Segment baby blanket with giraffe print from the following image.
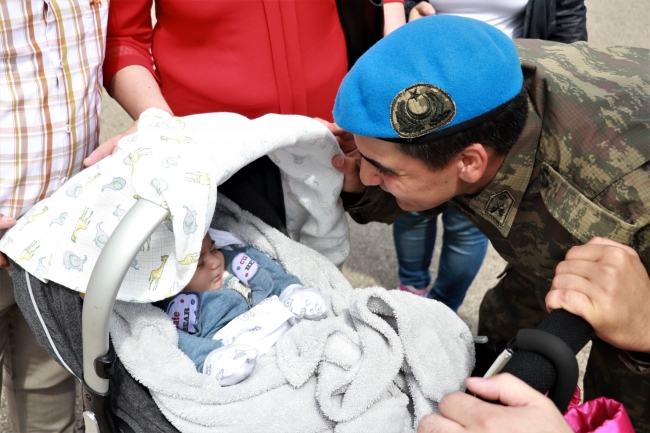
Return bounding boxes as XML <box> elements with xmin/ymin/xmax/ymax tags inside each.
<box><xmin>0</xmin><ymin>109</ymin><xmax>349</xmax><ymax>302</ymax></box>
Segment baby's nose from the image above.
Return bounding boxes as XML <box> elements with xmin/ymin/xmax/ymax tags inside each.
<box><xmin>208</xmin><ymin>256</ymin><xmax>220</xmax><ymax>270</ymax></box>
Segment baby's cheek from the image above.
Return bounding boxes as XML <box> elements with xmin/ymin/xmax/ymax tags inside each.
<box><xmin>214</xmin><ymin>276</ymin><xmax>224</xmax><ymax>291</ymax></box>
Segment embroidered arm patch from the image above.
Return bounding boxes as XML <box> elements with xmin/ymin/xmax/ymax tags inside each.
<box><xmin>232</xmin><ymin>252</ymin><xmax>259</xmax><ymax>286</ymax></box>
<box><xmin>165</xmin><ymin>293</ymin><xmax>200</xmax><ymax>334</ymax></box>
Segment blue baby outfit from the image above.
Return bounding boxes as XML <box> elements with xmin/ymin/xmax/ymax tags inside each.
<box><xmin>156</xmin><ymin>245</ymin><xmax>301</xmax><ymax>372</ymax></box>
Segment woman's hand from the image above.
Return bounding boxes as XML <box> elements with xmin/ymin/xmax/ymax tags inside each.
<box><xmin>84</xmin><ymin>120</ymin><xmax>138</xmax><ymax>166</ymax></box>
<box><xmin>85</xmin><ymin>65</ymin><xmax>174</xmax><ymax>167</ymax></box>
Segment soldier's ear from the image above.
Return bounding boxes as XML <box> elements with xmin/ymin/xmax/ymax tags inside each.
<box><xmin>457</xmin><ymin>143</ymin><xmax>488</xmax><ymax>184</ymax></box>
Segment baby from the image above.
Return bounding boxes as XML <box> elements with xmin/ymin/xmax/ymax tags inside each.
<box><xmin>157</xmin><ymin>230</ymin><xmax>328</xmax><ymax>385</ymax></box>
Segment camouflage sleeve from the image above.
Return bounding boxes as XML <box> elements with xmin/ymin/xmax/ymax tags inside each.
<box><xmin>343</xmin><ymin>185</ymin><xmax>445</xmax><ymax>225</ymax></box>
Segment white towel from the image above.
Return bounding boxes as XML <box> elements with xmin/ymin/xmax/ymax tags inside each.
<box><xmin>109</xmin><ymin>197</ymin><xmax>475</xmax><ymax>433</ymax></box>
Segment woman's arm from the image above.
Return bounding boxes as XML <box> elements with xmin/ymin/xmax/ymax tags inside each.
<box><xmin>103</xmin><ymin>0</ymin><xmax>157</xmax><ymax>89</ymax></box>
<box><xmin>108</xmin><ymin>65</ymin><xmax>173</xmax><ymax>120</ymax></box>
<box><xmin>84</xmin><ymin>65</ymin><xmax>172</xmax><ymax>166</ymax></box>
<box><xmin>105</xmin><ymin>0</ymin><xmax>173</xmax><ymax>118</ymax></box>
<box><xmin>383</xmin><ymin>1</ymin><xmax>407</xmax><ymax>36</ymax></box>
<box><xmin>85</xmin><ymin>0</ymin><xmax>172</xmax><ymax>166</ymax></box>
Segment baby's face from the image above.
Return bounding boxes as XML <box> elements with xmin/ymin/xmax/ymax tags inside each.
<box><xmin>184</xmin><ymin>235</ymin><xmax>225</xmax><ymax>292</ymax></box>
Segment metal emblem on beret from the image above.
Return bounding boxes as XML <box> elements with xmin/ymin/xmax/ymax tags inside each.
<box><xmin>390</xmin><ymin>83</ymin><xmax>456</xmax><ymax>139</ymax></box>
<box><xmin>484</xmin><ymin>190</ymin><xmax>514</xmax><ymax>227</ymax></box>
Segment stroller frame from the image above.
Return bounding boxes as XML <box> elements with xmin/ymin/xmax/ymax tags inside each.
<box><xmin>81</xmin><ymin>199</ymin><xmax>168</xmax><ymax>433</ymax></box>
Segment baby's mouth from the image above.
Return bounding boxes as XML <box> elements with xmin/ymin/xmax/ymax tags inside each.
<box><xmin>212</xmin><ymin>272</ymin><xmax>223</xmax><ymax>290</ymax></box>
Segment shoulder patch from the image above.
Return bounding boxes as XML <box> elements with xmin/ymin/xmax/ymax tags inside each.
<box><xmin>166</xmin><ymin>293</ymin><xmax>200</xmax><ymax>334</ymax></box>
<box><xmin>390</xmin><ymin>83</ymin><xmax>456</xmax><ymax>138</ymax></box>
<box><xmin>484</xmin><ymin>190</ymin><xmax>514</xmax><ymax>227</ymax></box>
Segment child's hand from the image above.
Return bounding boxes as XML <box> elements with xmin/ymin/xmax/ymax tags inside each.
<box><xmin>280</xmin><ymin>285</ymin><xmax>329</xmax><ymax>323</ymax></box>
<box><xmin>409</xmin><ymin>1</ymin><xmax>436</xmax><ymax>22</ymax></box>
<box><xmin>204</xmin><ymin>344</ymin><xmax>258</xmax><ymax>386</ymax></box>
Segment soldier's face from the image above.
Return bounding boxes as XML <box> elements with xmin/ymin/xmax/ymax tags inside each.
<box><xmin>354</xmin><ymin>135</ymin><xmax>463</xmax><ymax>212</ymax></box>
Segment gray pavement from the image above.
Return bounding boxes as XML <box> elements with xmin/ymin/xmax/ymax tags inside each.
<box><xmin>2</xmin><ymin>0</ymin><xmax>648</xmax><ymax>430</ymax></box>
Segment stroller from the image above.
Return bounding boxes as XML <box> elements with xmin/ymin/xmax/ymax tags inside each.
<box><xmin>5</xmin><ymin>112</ymin><xmax>590</xmax><ymax>432</ymax></box>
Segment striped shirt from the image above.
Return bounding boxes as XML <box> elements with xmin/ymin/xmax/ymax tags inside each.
<box><xmin>0</xmin><ymin>0</ymin><xmax>108</xmax><ymax>231</ymax></box>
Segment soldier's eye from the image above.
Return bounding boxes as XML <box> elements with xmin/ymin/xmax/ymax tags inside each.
<box><xmin>376</xmin><ymin>166</ymin><xmax>391</xmax><ymax>175</ymax></box>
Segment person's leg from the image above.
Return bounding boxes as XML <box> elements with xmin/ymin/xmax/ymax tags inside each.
<box><xmin>427</xmin><ymin>208</ymin><xmax>488</xmax><ymax>311</ymax></box>
<box><xmin>2</xmin><ymin>269</ymin><xmax>77</xmax><ymax>433</ymax></box>
<box><xmin>0</xmin><ymin>268</ymin><xmax>14</xmax><ymax>393</ymax></box>
<box><xmin>392</xmin><ymin>212</ymin><xmax>437</xmax><ymax>293</ymax></box>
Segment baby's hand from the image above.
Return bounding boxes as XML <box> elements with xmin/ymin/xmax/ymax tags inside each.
<box><xmin>204</xmin><ymin>344</ymin><xmax>259</xmax><ymax>386</ymax></box>
<box><xmin>279</xmin><ymin>285</ymin><xmax>329</xmax><ymax>323</ymax></box>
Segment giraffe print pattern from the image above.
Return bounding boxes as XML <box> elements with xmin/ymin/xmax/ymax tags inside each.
<box><xmin>0</xmin><ymin>108</ymin><xmax>349</xmax><ymax>303</ymax></box>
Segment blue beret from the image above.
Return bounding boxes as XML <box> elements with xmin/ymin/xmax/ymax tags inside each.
<box><xmin>333</xmin><ymin>15</ymin><xmax>523</xmax><ymax>142</ymax></box>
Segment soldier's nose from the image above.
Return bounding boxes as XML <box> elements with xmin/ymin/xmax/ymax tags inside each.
<box><xmin>359</xmin><ymin>160</ymin><xmax>382</xmax><ymax>186</ymax></box>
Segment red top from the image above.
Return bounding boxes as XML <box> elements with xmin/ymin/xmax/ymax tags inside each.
<box><xmin>104</xmin><ymin>0</ymin><xmax>366</xmax><ymax>121</ymax></box>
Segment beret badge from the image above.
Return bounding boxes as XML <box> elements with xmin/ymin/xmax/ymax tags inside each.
<box><xmin>390</xmin><ymin>83</ymin><xmax>456</xmax><ymax>139</ymax></box>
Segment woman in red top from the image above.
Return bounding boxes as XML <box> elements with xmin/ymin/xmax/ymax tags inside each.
<box><xmin>103</xmin><ymin>1</ymin><xmax>347</xmax><ymax>121</ymax></box>
<box><xmin>87</xmin><ymin>0</ymin><xmax>405</xmax><ymax>161</ymax></box>
<box><xmin>84</xmin><ymin>0</ymin><xmax>404</xmax><ymax>233</ymax></box>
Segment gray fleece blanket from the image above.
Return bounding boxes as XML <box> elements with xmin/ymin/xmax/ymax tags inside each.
<box><xmin>110</xmin><ymin>197</ymin><xmax>474</xmax><ymax>433</ymax></box>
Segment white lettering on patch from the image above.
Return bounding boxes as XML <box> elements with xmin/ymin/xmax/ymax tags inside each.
<box><xmin>232</xmin><ymin>252</ymin><xmax>259</xmax><ymax>286</ymax></box>
<box><xmin>165</xmin><ymin>293</ymin><xmax>200</xmax><ymax>333</ymax></box>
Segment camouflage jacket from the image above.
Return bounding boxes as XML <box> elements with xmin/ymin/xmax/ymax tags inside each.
<box><xmin>346</xmin><ymin>40</ymin><xmax>650</xmax><ymax>323</ymax></box>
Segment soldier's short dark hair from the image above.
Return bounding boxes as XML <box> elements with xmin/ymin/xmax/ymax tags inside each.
<box><xmin>394</xmin><ymin>88</ymin><xmax>529</xmax><ymax>171</ymax></box>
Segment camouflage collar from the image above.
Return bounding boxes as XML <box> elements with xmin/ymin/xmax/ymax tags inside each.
<box><xmin>458</xmin><ymin>99</ymin><xmax>542</xmax><ymax>237</ymax></box>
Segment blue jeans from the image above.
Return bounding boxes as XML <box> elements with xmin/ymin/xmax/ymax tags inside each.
<box><xmin>392</xmin><ymin>208</ymin><xmax>488</xmax><ymax>312</ymax></box>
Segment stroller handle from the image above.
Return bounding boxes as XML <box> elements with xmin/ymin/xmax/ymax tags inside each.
<box><xmin>82</xmin><ymin>199</ymin><xmax>169</xmax><ymax>394</ymax></box>
<box><xmin>502</xmin><ymin>309</ymin><xmax>593</xmax><ymax>412</ymax></box>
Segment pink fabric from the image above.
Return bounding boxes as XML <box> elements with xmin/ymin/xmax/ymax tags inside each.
<box><xmin>563</xmin><ymin>387</ymin><xmax>634</xmax><ymax>433</ymax></box>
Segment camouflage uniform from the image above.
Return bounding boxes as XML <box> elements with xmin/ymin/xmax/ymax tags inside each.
<box><xmin>345</xmin><ymin>40</ymin><xmax>650</xmax><ymax>430</ymax></box>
